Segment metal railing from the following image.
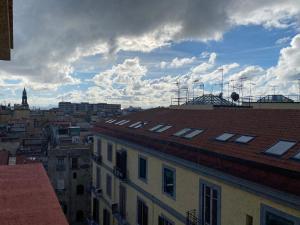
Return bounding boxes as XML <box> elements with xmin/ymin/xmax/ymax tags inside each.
<box><xmin>92</xmin><ymin>154</ymin><xmax>102</xmax><ymax>165</ymax></box>
<box><xmin>186</xmin><ymin>209</ymin><xmax>200</xmax><ymax>225</ymax></box>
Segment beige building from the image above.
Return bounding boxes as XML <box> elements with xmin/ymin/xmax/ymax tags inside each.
<box><xmin>90</xmin><ymin>107</ymin><xmax>300</xmax><ymax>225</ymax></box>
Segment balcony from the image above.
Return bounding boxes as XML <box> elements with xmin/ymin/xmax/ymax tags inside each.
<box><xmin>56</xmin><ymin>164</ymin><xmax>65</xmax><ymax>171</ymax></box>
<box><xmin>86</xmin><ymin>218</ymin><xmax>99</xmax><ymax>225</ymax></box>
<box><xmin>90</xmin><ymin>185</ymin><xmax>102</xmax><ymax>198</ymax></box>
<box><xmin>186</xmin><ymin>209</ymin><xmax>199</xmax><ymax>225</ymax></box>
<box><xmin>113</xmin><ymin>167</ymin><xmax>128</xmax><ymax>181</ymax></box>
<box><xmin>92</xmin><ymin>154</ymin><xmax>102</xmax><ymax>165</ymax></box>
<box><xmin>112</xmin><ymin>203</ymin><xmax>128</xmax><ymax>225</ymax></box>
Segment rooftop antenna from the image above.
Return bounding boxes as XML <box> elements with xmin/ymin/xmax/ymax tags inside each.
<box><xmin>298</xmin><ymin>79</ymin><xmax>300</xmax><ymax>102</ymax></box>
<box><xmin>175</xmin><ymin>80</ymin><xmax>180</xmax><ymax>106</ymax></box>
<box><xmin>249</xmin><ymin>82</ymin><xmax>255</xmax><ymax>102</ymax></box>
<box><xmin>192</xmin><ymin>79</ymin><xmax>199</xmax><ymax>101</ymax></box>
<box><xmin>218</xmin><ymin>67</ymin><xmax>224</xmax><ymax>95</ymax></box>
<box><xmin>239</xmin><ymin>77</ymin><xmax>248</xmax><ymax>101</ymax></box>
<box><xmin>270</xmin><ymin>85</ymin><xmax>277</xmax><ymax>96</ymax></box>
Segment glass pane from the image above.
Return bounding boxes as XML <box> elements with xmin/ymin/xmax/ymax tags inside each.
<box><xmin>215</xmin><ymin>133</ymin><xmax>235</xmax><ymax>141</ymax></box>
<box><xmin>235</xmin><ymin>135</ymin><xmax>255</xmax><ymax>143</ymax></box>
<box><xmin>266</xmin><ymin>212</ymin><xmax>294</xmax><ymax>225</ymax></box>
<box><xmin>173</xmin><ymin>128</ymin><xmax>191</xmax><ymax>137</ymax></box>
<box><xmin>293</xmin><ymin>151</ymin><xmax>300</xmax><ymax>160</ymax></box>
<box><xmin>265</xmin><ymin>141</ymin><xmax>296</xmax><ymax>156</ymax></box>
<box><xmin>184</xmin><ymin>129</ymin><xmax>203</xmax><ymax>139</ymax></box>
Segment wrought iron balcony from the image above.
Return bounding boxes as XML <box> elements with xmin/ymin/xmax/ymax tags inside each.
<box><xmin>90</xmin><ymin>185</ymin><xmax>102</xmax><ymax>198</ymax></box>
<box><xmin>112</xmin><ymin>203</ymin><xmax>128</xmax><ymax>225</ymax></box>
<box><xmin>56</xmin><ymin>164</ymin><xmax>65</xmax><ymax>171</ymax></box>
<box><xmin>86</xmin><ymin>218</ymin><xmax>99</xmax><ymax>225</ymax></box>
<box><xmin>186</xmin><ymin>209</ymin><xmax>199</xmax><ymax>225</ymax></box>
<box><xmin>92</xmin><ymin>154</ymin><xmax>102</xmax><ymax>165</ymax></box>
<box><xmin>113</xmin><ymin>167</ymin><xmax>128</xmax><ymax>181</ymax></box>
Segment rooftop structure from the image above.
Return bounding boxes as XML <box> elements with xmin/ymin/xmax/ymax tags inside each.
<box><xmin>186</xmin><ymin>94</ymin><xmax>233</xmax><ymax>106</ymax></box>
<box><xmin>0</xmin><ymin>163</ymin><xmax>69</xmax><ymax>225</ymax></box>
<box><xmin>95</xmin><ymin>108</ymin><xmax>300</xmax><ymax>197</ymax></box>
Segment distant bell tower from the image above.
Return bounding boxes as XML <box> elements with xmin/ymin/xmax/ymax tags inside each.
<box><xmin>21</xmin><ymin>87</ymin><xmax>29</xmax><ymax>109</ymax></box>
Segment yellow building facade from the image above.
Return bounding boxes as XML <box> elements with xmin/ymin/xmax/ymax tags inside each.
<box><xmin>90</xmin><ymin>134</ymin><xmax>300</xmax><ymax>225</ymax></box>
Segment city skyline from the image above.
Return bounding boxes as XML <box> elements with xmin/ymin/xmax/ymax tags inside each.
<box><xmin>0</xmin><ymin>1</ymin><xmax>299</xmax><ymax>108</ymax></box>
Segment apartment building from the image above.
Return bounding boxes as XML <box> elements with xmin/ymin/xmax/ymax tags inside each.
<box><xmin>47</xmin><ymin>142</ymin><xmax>92</xmax><ymax>225</ymax></box>
<box><xmin>90</xmin><ymin>107</ymin><xmax>300</xmax><ymax>225</ymax></box>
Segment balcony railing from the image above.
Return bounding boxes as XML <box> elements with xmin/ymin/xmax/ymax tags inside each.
<box><xmin>113</xmin><ymin>167</ymin><xmax>128</xmax><ymax>181</ymax></box>
<box><xmin>90</xmin><ymin>185</ymin><xmax>102</xmax><ymax>198</ymax></box>
<box><xmin>92</xmin><ymin>154</ymin><xmax>102</xmax><ymax>165</ymax></box>
<box><xmin>56</xmin><ymin>164</ymin><xmax>65</xmax><ymax>171</ymax></box>
<box><xmin>186</xmin><ymin>209</ymin><xmax>199</xmax><ymax>225</ymax></box>
<box><xmin>112</xmin><ymin>203</ymin><xmax>128</xmax><ymax>225</ymax></box>
<box><xmin>86</xmin><ymin>218</ymin><xmax>99</xmax><ymax>225</ymax></box>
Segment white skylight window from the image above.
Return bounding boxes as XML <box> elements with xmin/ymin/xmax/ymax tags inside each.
<box><xmin>173</xmin><ymin>128</ymin><xmax>192</xmax><ymax>137</ymax></box>
<box><xmin>184</xmin><ymin>129</ymin><xmax>204</xmax><ymax>139</ymax></box>
<box><xmin>149</xmin><ymin>124</ymin><xmax>164</xmax><ymax>131</ymax></box>
<box><xmin>293</xmin><ymin>152</ymin><xmax>300</xmax><ymax>160</ymax></box>
<box><xmin>156</xmin><ymin>125</ymin><xmax>172</xmax><ymax>133</ymax></box>
<box><xmin>129</xmin><ymin>121</ymin><xmax>142</xmax><ymax>128</ymax></box>
<box><xmin>235</xmin><ymin>135</ymin><xmax>255</xmax><ymax>144</ymax></box>
<box><xmin>108</xmin><ymin>119</ymin><xmax>117</xmax><ymax>123</ymax></box>
<box><xmin>115</xmin><ymin>120</ymin><xmax>126</xmax><ymax>125</ymax></box>
<box><xmin>119</xmin><ymin>120</ymin><xmax>130</xmax><ymax>125</ymax></box>
<box><xmin>215</xmin><ymin>133</ymin><xmax>235</xmax><ymax>141</ymax></box>
<box><xmin>265</xmin><ymin>141</ymin><xmax>296</xmax><ymax>156</ymax></box>
<box><xmin>133</xmin><ymin>122</ymin><xmax>148</xmax><ymax>129</ymax></box>
<box><xmin>105</xmin><ymin>119</ymin><xmax>114</xmax><ymax>123</ymax></box>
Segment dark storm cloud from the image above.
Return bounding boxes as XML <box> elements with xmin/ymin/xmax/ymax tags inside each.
<box><xmin>0</xmin><ymin>0</ymin><xmax>299</xmax><ymax>88</ymax></box>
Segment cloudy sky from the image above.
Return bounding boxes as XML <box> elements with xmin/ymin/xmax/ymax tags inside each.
<box><xmin>0</xmin><ymin>0</ymin><xmax>300</xmax><ymax>108</ymax></box>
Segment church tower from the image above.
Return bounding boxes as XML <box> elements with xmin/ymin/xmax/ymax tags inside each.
<box><xmin>21</xmin><ymin>87</ymin><xmax>29</xmax><ymax>109</ymax></box>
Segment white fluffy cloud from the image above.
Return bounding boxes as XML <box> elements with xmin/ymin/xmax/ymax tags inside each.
<box><xmin>160</xmin><ymin>56</ymin><xmax>196</xmax><ymax>69</ymax></box>
<box><xmin>0</xmin><ymin>0</ymin><xmax>299</xmax><ymax>92</ymax></box>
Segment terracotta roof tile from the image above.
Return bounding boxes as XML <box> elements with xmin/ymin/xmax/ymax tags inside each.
<box><xmin>0</xmin><ymin>163</ymin><xmax>69</xmax><ymax>225</ymax></box>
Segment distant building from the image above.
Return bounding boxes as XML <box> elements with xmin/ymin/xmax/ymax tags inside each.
<box><xmin>91</xmin><ymin>107</ymin><xmax>300</xmax><ymax>225</ymax></box>
<box><xmin>47</xmin><ymin>143</ymin><xmax>91</xmax><ymax>225</ymax></box>
<box><xmin>58</xmin><ymin>102</ymin><xmax>121</xmax><ymax>117</ymax></box>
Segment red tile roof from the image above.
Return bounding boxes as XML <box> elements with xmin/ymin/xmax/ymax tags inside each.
<box><xmin>94</xmin><ymin>107</ymin><xmax>300</xmax><ymax>196</ymax></box>
<box><xmin>0</xmin><ymin>163</ymin><xmax>69</xmax><ymax>225</ymax></box>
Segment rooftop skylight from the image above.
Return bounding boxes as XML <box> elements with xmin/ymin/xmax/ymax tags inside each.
<box><xmin>105</xmin><ymin>119</ymin><xmax>114</xmax><ymax>123</ymax></box>
<box><xmin>107</xmin><ymin>119</ymin><xmax>117</xmax><ymax>124</ymax></box>
<box><xmin>155</xmin><ymin>125</ymin><xmax>172</xmax><ymax>133</ymax></box>
<box><xmin>184</xmin><ymin>129</ymin><xmax>204</xmax><ymax>139</ymax></box>
<box><xmin>235</xmin><ymin>135</ymin><xmax>255</xmax><ymax>144</ymax></box>
<box><xmin>265</xmin><ymin>141</ymin><xmax>296</xmax><ymax>156</ymax></box>
<box><xmin>133</xmin><ymin>122</ymin><xmax>147</xmax><ymax>129</ymax></box>
<box><xmin>173</xmin><ymin>128</ymin><xmax>191</xmax><ymax>137</ymax></box>
<box><xmin>293</xmin><ymin>151</ymin><xmax>300</xmax><ymax>160</ymax></box>
<box><xmin>118</xmin><ymin>120</ymin><xmax>130</xmax><ymax>125</ymax></box>
<box><xmin>129</xmin><ymin>121</ymin><xmax>142</xmax><ymax>128</ymax></box>
<box><xmin>115</xmin><ymin>120</ymin><xmax>126</xmax><ymax>125</ymax></box>
<box><xmin>149</xmin><ymin>124</ymin><xmax>164</xmax><ymax>131</ymax></box>
<box><xmin>215</xmin><ymin>133</ymin><xmax>235</xmax><ymax>141</ymax></box>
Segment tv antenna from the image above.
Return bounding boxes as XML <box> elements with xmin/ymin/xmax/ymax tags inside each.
<box><xmin>270</xmin><ymin>85</ymin><xmax>277</xmax><ymax>96</ymax></box>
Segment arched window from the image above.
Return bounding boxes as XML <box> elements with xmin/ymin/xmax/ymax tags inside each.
<box><xmin>76</xmin><ymin>210</ymin><xmax>84</xmax><ymax>221</ymax></box>
<box><xmin>76</xmin><ymin>185</ymin><xmax>84</xmax><ymax>195</ymax></box>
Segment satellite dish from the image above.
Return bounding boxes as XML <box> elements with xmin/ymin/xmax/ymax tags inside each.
<box><xmin>231</xmin><ymin>92</ymin><xmax>239</xmax><ymax>102</ymax></box>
